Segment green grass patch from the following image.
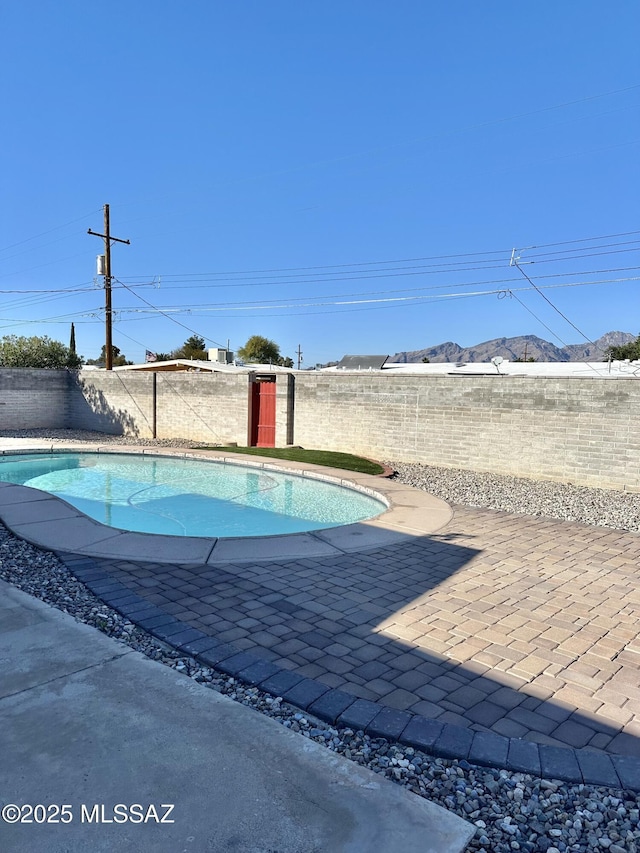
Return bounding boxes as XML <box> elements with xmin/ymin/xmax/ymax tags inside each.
<box><xmin>195</xmin><ymin>446</ymin><xmax>385</xmax><ymax>475</ymax></box>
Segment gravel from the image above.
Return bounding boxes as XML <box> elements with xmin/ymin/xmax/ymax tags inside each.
<box><xmin>389</xmin><ymin>462</ymin><xmax>640</xmax><ymax>532</ymax></box>
<box><xmin>0</xmin><ymin>428</ymin><xmax>202</xmax><ymax>448</ymax></box>
<box><xmin>1</xmin><ymin>430</ymin><xmax>640</xmax><ymax>851</ymax></box>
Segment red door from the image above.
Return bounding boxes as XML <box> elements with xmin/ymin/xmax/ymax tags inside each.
<box><xmin>250</xmin><ymin>379</ymin><xmax>276</xmax><ymax>447</ymax></box>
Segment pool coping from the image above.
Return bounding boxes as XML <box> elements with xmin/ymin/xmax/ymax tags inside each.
<box><xmin>0</xmin><ymin>443</ymin><xmax>453</xmax><ymax>563</ymax></box>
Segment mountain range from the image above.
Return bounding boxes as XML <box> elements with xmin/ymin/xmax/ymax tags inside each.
<box><xmin>391</xmin><ymin>331</ymin><xmax>636</xmax><ymax>364</ymax></box>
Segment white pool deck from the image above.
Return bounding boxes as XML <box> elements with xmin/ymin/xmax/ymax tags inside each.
<box><xmin>0</xmin><ymin>442</ymin><xmax>452</xmax><ymax>564</ymax></box>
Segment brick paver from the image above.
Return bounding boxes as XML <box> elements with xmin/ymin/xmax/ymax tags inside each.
<box><xmin>74</xmin><ymin>505</ymin><xmax>640</xmax><ymax>756</ymax></box>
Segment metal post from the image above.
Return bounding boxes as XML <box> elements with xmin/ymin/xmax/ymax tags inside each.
<box><xmin>152</xmin><ymin>372</ymin><xmax>157</xmax><ymax>439</ymax></box>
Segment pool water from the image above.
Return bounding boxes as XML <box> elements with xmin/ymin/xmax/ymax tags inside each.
<box><xmin>0</xmin><ymin>453</ymin><xmax>386</xmax><ymax>538</ymax></box>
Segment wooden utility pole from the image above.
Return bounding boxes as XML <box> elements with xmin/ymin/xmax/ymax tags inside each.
<box><xmin>88</xmin><ymin>205</ymin><xmax>130</xmax><ymax>370</ymax></box>
<box><xmin>296</xmin><ymin>344</ymin><xmax>303</xmax><ymax>370</ymax></box>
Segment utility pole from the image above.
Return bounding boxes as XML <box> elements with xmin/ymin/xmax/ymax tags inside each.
<box><xmin>296</xmin><ymin>344</ymin><xmax>303</xmax><ymax>370</ymax></box>
<box><xmin>88</xmin><ymin>205</ymin><xmax>130</xmax><ymax>370</ymax></box>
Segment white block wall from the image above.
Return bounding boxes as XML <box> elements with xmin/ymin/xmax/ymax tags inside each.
<box><xmin>292</xmin><ymin>373</ymin><xmax>640</xmax><ymax>491</ymax></box>
<box><xmin>0</xmin><ymin>369</ymin><xmax>69</xmax><ymax>428</ymax></box>
<box><xmin>1</xmin><ymin>368</ymin><xmax>638</xmax><ymax>490</ymax></box>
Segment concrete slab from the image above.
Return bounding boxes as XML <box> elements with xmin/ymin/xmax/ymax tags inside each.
<box><xmin>0</xmin><ymin>495</ymin><xmax>81</xmax><ymax>526</ymax></box>
<box><xmin>0</xmin><ymin>581</ymin><xmax>474</xmax><ymax>853</ymax></box>
<box><xmin>0</xmin><ymin>483</ymin><xmax>51</xmax><ymax>506</ymax></box>
<box><xmin>0</xmin><ymin>586</ymin><xmax>130</xmax><ymax>699</ymax></box>
<box><xmin>384</xmin><ymin>486</ymin><xmax>455</xmax><ymax>511</ymax></box>
<box><xmin>6</xmin><ymin>515</ymin><xmax>122</xmax><ymax>551</ymax></box>
<box><xmin>311</xmin><ymin>522</ymin><xmax>416</xmax><ymax>551</ymax></box>
<box><xmin>65</xmin><ymin>531</ymin><xmax>217</xmax><ymax>563</ymax></box>
<box><xmin>0</xmin><ymin>440</ymin><xmax>56</xmax><ymax>452</ymax></box>
<box><xmin>372</xmin><ymin>505</ymin><xmax>454</xmax><ymax>533</ymax></box>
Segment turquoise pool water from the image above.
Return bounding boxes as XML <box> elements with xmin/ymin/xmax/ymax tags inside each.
<box><xmin>0</xmin><ymin>452</ymin><xmax>386</xmax><ymax>538</ymax></box>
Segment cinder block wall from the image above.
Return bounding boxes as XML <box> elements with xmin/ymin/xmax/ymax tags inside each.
<box><xmin>292</xmin><ymin>373</ymin><xmax>640</xmax><ymax>491</ymax></box>
<box><xmin>2</xmin><ymin>368</ymin><xmax>638</xmax><ymax>490</ymax></box>
<box><xmin>154</xmin><ymin>372</ymin><xmax>249</xmax><ymax>444</ymax></box>
<box><xmin>69</xmin><ymin>370</ymin><xmax>250</xmax><ymax>443</ymax></box>
<box><xmin>0</xmin><ymin>369</ymin><xmax>69</xmax><ymax>428</ymax></box>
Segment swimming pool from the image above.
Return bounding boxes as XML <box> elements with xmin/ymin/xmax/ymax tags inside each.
<box><xmin>0</xmin><ymin>452</ymin><xmax>386</xmax><ymax>538</ymax></box>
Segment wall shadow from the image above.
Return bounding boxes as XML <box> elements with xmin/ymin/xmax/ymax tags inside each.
<box><xmin>68</xmin><ymin>373</ymin><xmax>142</xmax><ymax>436</ymax></box>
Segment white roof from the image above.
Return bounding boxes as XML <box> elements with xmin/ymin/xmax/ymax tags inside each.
<box><xmin>111</xmin><ymin>359</ymin><xmax>294</xmax><ymax>374</ymax></box>
<box><xmin>322</xmin><ymin>361</ymin><xmax>640</xmax><ymax>379</ymax></box>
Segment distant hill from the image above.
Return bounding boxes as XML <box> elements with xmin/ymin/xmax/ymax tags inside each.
<box><xmin>391</xmin><ymin>331</ymin><xmax>636</xmax><ymax>364</ymax></box>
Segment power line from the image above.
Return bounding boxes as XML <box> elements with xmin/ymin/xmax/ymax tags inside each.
<box><xmin>116</xmin><ymin>228</ymin><xmax>640</xmax><ymax>282</ymax></box>
<box><xmin>504</xmin><ymin>289</ymin><xmax>604</xmax><ymax>377</ymax></box>
<box><xmin>524</xmin><ymin>238</ymin><xmax>640</xmax><ymax>259</ymax></box>
<box><xmin>511</xmin><ymin>251</ymin><xmax>597</xmax><ymax>346</ymax></box>
<box><xmin>17</xmin><ymin>270</ymin><xmax>631</xmax><ymax>327</ymax></box>
<box><xmin>1</xmin><ymin>225</ymin><xmax>638</xmax><ymax>341</ymax></box>
<box><xmin>0</xmin><ymin>250</ymin><xmax>95</xmax><ymax>281</ymax></box>
<box><xmin>116</xmin><ymin>251</ymin><xmax>640</xmax><ymax>290</ymax></box>
<box><xmin>523</xmin><ymin>228</ymin><xmax>640</xmax><ymax>251</ymax></box>
<box><xmin>0</xmin><ymin>208</ymin><xmax>102</xmax><ymax>255</ymax></box>
<box><xmin>1</xmin><ymin>260</ymin><xmax>636</xmax><ymax>319</ymax></box>
<box><xmin>0</xmin><ymin>283</ymin><xmax>96</xmax><ymax>294</ymax></box>
<box><xmin>117</xmin><ymin>242</ymin><xmax>640</xmax><ymax>289</ymax></box>
<box><xmin>4</xmin><ymin>273</ymin><xmax>637</xmax><ymax>328</ymax></box>
<box><xmin>100</xmin><ymin>275</ymin><xmax>640</xmax><ymax>317</ymax></box>
<box><xmin>502</xmin><ymin>291</ymin><xmax>569</xmax><ymax>348</ymax></box>
<box><xmin>115</xmin><ymin>278</ymin><xmax>228</xmax><ymax>349</ymax></box>
<box><xmin>113</xmin><ymin>265</ymin><xmax>640</xmax><ymax>305</ymax></box>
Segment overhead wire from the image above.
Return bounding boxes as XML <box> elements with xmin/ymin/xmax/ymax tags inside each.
<box><xmin>175</xmin><ymin>266</ymin><xmax>640</xmax><ymax>306</ymax></box>
<box><xmin>1</xmin><ymin>225</ymin><xmax>638</xmax><ymax>343</ymax></box>
<box><xmin>116</xmin><ymin>240</ymin><xmax>640</xmax><ymax>289</ymax></box>
<box><xmin>74</xmin><ymin>275</ymin><xmax>639</xmax><ymax>321</ymax></box>
<box><xmin>0</xmin><ymin>250</ymin><xmax>96</xmax><ymax>281</ymax></box>
<box><xmin>505</xmin><ymin>285</ymin><xmax>604</xmax><ymax>377</ymax></box>
<box><xmin>115</xmin><ymin>228</ymin><xmax>640</xmax><ymax>281</ymax></box>
<box><xmin>114</xmin><ymin>264</ymin><xmax>638</xmax><ymax>292</ymax></box>
<box><xmin>511</xmin><ymin>256</ymin><xmax>597</xmax><ymax>346</ymax></box>
<box><xmin>501</xmin><ymin>291</ymin><xmax>569</xmax><ymax>348</ymax></box>
<box><xmin>0</xmin><ymin>208</ymin><xmax>102</xmax><ymax>255</ymax></box>
<box><xmin>113</xmin><ymin>278</ymin><xmax>228</xmax><ymax>349</ymax></box>
<box><xmin>4</xmin><ymin>271</ymin><xmax>639</xmax><ymax>325</ymax></box>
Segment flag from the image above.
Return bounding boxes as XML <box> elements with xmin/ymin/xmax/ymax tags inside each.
<box><xmin>145</xmin><ymin>350</ymin><xmax>158</xmax><ymax>363</ymax></box>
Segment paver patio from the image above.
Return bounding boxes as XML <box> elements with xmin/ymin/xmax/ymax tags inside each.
<box><xmin>70</xmin><ymin>504</ymin><xmax>640</xmax><ymax>757</ymax></box>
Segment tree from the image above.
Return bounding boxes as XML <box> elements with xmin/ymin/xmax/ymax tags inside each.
<box><xmin>604</xmin><ymin>335</ymin><xmax>640</xmax><ymax>361</ymax></box>
<box><xmin>173</xmin><ymin>335</ymin><xmax>207</xmax><ymax>360</ymax></box>
<box><xmin>237</xmin><ymin>335</ymin><xmax>292</xmax><ymax>365</ymax></box>
<box><xmin>0</xmin><ymin>335</ymin><xmax>83</xmax><ymax>369</ymax></box>
<box><xmin>421</xmin><ymin>357</ymin><xmax>430</xmax><ymax>363</ymax></box>
<box><xmin>86</xmin><ymin>345</ymin><xmax>131</xmax><ymax>367</ymax></box>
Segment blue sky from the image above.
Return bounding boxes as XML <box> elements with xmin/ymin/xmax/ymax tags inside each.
<box><xmin>1</xmin><ymin>2</ymin><xmax>639</xmax><ymax>365</ymax></box>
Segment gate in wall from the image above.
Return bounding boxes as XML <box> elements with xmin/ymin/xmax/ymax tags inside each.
<box><xmin>249</xmin><ymin>377</ymin><xmax>276</xmax><ymax>447</ymax></box>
